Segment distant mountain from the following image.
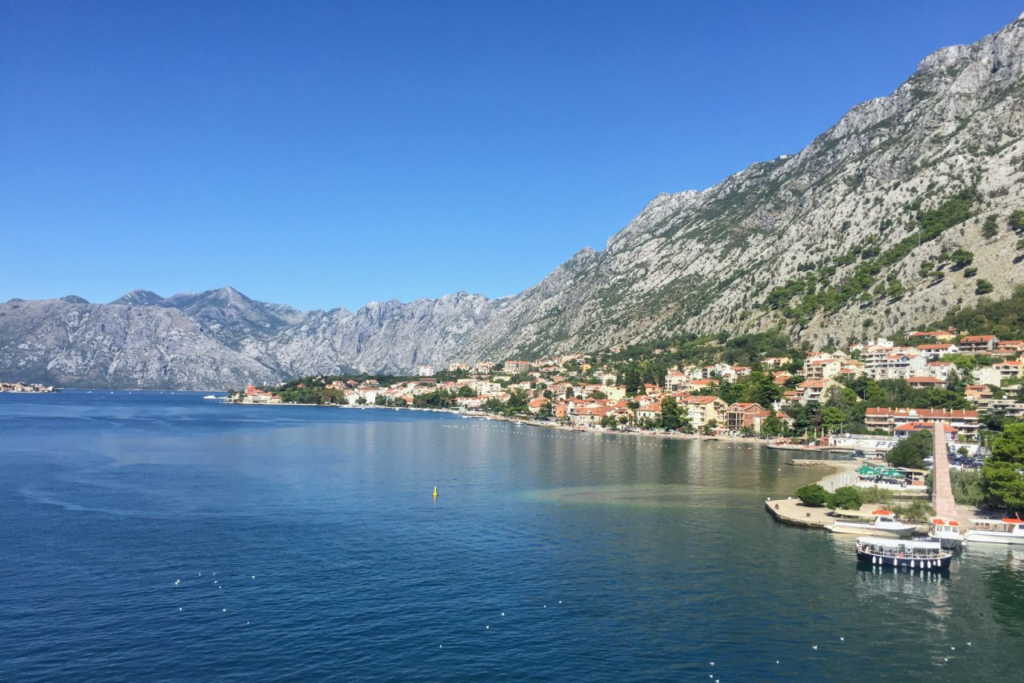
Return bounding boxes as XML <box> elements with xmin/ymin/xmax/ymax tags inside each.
<box><xmin>109</xmin><ymin>290</ymin><xmax>165</xmax><ymax>307</ymax></box>
<box><xmin>2</xmin><ymin>14</ymin><xmax>1024</xmax><ymax>388</ymax></box>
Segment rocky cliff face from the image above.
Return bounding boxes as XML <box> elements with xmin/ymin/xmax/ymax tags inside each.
<box><xmin>464</xmin><ymin>12</ymin><xmax>1024</xmax><ymax>358</ymax></box>
<box><xmin>2</xmin><ymin>14</ymin><xmax>1024</xmax><ymax>388</ymax></box>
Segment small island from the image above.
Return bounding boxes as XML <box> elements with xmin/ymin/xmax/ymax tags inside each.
<box><xmin>0</xmin><ymin>381</ymin><xmax>59</xmax><ymax>393</ymax></box>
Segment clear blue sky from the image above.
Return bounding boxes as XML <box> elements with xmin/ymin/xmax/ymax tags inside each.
<box><xmin>2</xmin><ymin>1</ymin><xmax>1022</xmax><ymax>312</ymax></box>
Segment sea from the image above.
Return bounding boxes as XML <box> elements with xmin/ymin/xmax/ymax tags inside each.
<box><xmin>1</xmin><ymin>391</ymin><xmax>1022</xmax><ymax>682</ymax></box>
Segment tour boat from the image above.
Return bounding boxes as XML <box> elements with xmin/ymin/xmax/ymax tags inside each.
<box><xmin>826</xmin><ymin>510</ymin><xmax>917</xmax><ymax>538</ymax></box>
<box><xmin>964</xmin><ymin>517</ymin><xmax>1024</xmax><ymax>545</ymax></box>
<box><xmin>855</xmin><ymin>536</ymin><xmax>953</xmax><ymax>571</ymax></box>
<box><xmin>928</xmin><ymin>517</ymin><xmax>964</xmax><ymax>549</ymax></box>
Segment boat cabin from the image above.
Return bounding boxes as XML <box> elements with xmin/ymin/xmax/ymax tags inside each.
<box><xmin>970</xmin><ymin>518</ymin><xmax>1024</xmax><ymax>535</ymax></box>
<box><xmin>856</xmin><ymin>537</ymin><xmax>947</xmax><ymax>560</ymax></box>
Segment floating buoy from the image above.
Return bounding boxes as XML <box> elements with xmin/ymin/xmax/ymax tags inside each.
<box><xmin>433</xmin><ymin>486</ymin><xmax>438</xmax><ymax>499</ymax></box>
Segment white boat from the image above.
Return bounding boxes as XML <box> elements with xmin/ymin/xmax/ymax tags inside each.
<box><xmin>856</xmin><ymin>536</ymin><xmax>952</xmax><ymax>571</ymax></box>
<box><xmin>827</xmin><ymin>510</ymin><xmax>917</xmax><ymax>538</ymax></box>
<box><xmin>203</xmin><ymin>395</ymin><xmax>218</xmax><ymax>400</ymax></box>
<box><xmin>965</xmin><ymin>517</ymin><xmax>1024</xmax><ymax>545</ymax></box>
<box><xmin>928</xmin><ymin>517</ymin><xmax>964</xmax><ymax>549</ymax></box>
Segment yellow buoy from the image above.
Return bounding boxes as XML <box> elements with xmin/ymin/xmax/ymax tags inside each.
<box><xmin>433</xmin><ymin>486</ymin><xmax>438</xmax><ymax>499</ymax></box>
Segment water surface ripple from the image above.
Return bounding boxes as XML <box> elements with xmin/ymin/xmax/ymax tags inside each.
<box><xmin>1</xmin><ymin>392</ymin><xmax>1022</xmax><ymax>681</ymax></box>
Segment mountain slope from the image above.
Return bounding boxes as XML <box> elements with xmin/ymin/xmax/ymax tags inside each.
<box><xmin>463</xmin><ymin>12</ymin><xmax>1024</xmax><ymax>359</ymax></box>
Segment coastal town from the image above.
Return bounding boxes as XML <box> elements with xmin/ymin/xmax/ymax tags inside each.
<box><xmin>232</xmin><ymin>329</ymin><xmax>1023</xmax><ymax>451</ymax></box>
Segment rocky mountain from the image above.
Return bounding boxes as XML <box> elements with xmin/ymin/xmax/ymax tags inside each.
<box><xmin>465</xmin><ymin>12</ymin><xmax>1024</xmax><ymax>358</ymax></box>
<box><xmin>2</xmin><ymin>14</ymin><xmax>1024</xmax><ymax>389</ymax></box>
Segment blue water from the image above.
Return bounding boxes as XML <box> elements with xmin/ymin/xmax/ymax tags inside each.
<box><xmin>1</xmin><ymin>392</ymin><xmax>1022</xmax><ymax>682</ymax></box>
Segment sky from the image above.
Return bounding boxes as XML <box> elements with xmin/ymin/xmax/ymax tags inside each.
<box><xmin>2</xmin><ymin>1</ymin><xmax>1022</xmax><ymax>312</ymax></box>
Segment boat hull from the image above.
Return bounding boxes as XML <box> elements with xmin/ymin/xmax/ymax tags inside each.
<box><xmin>928</xmin><ymin>533</ymin><xmax>963</xmax><ymax>550</ymax></box>
<box><xmin>965</xmin><ymin>530</ymin><xmax>1024</xmax><ymax>546</ymax></box>
<box><xmin>828</xmin><ymin>523</ymin><xmax>915</xmax><ymax>538</ymax></box>
<box><xmin>856</xmin><ymin>550</ymin><xmax>952</xmax><ymax>571</ymax></box>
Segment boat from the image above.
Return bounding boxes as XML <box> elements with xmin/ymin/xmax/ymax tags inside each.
<box><xmin>826</xmin><ymin>509</ymin><xmax>917</xmax><ymax>538</ymax></box>
<box><xmin>964</xmin><ymin>516</ymin><xmax>1024</xmax><ymax>545</ymax></box>
<box><xmin>928</xmin><ymin>517</ymin><xmax>964</xmax><ymax>549</ymax></box>
<box><xmin>203</xmin><ymin>395</ymin><xmax>218</xmax><ymax>400</ymax></box>
<box><xmin>855</xmin><ymin>536</ymin><xmax>953</xmax><ymax>571</ymax></box>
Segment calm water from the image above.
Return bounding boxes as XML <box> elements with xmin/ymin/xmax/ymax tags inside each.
<box><xmin>1</xmin><ymin>393</ymin><xmax>1022</xmax><ymax>682</ymax></box>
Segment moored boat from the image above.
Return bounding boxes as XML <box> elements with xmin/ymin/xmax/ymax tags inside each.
<box><xmin>855</xmin><ymin>536</ymin><xmax>952</xmax><ymax>571</ymax></box>
<box><xmin>964</xmin><ymin>516</ymin><xmax>1024</xmax><ymax>545</ymax></box>
<box><xmin>827</xmin><ymin>510</ymin><xmax>917</xmax><ymax>538</ymax></box>
<box><xmin>928</xmin><ymin>517</ymin><xmax>964</xmax><ymax>549</ymax></box>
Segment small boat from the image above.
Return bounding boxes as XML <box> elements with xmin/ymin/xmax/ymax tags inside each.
<box><xmin>203</xmin><ymin>395</ymin><xmax>218</xmax><ymax>400</ymax></box>
<box><xmin>928</xmin><ymin>517</ymin><xmax>964</xmax><ymax>549</ymax></box>
<box><xmin>827</xmin><ymin>510</ymin><xmax>917</xmax><ymax>538</ymax></box>
<box><xmin>856</xmin><ymin>536</ymin><xmax>952</xmax><ymax>571</ymax></box>
<box><xmin>965</xmin><ymin>516</ymin><xmax>1024</xmax><ymax>545</ymax></box>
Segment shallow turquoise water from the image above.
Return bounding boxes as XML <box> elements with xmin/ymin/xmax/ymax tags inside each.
<box><xmin>1</xmin><ymin>392</ymin><xmax>1022</xmax><ymax>681</ymax></box>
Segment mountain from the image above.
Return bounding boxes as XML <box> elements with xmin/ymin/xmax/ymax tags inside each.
<box><xmin>2</xmin><ymin>14</ymin><xmax>1024</xmax><ymax>389</ymax></box>
<box><xmin>465</xmin><ymin>12</ymin><xmax>1024</xmax><ymax>358</ymax></box>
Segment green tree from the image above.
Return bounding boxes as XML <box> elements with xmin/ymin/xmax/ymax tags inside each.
<box><xmin>821</xmin><ymin>406</ymin><xmax>847</xmax><ymax>433</ymax></box>
<box><xmin>828</xmin><ymin>486</ymin><xmax>864</xmax><ymax>511</ymax></box>
<box><xmin>1009</xmin><ymin>209</ymin><xmax>1024</xmax><ymax>232</ymax></box>
<box><xmin>760</xmin><ymin>414</ymin><xmax>784</xmax><ymax>438</ymax></box>
<box><xmin>795</xmin><ymin>483</ymin><xmax>829</xmax><ymax>507</ymax></box>
<box><xmin>660</xmin><ymin>396</ymin><xmax>681</xmax><ymax>430</ymax></box>
<box><xmin>976</xmin><ymin>279</ymin><xmax>995</xmax><ymax>296</ymax></box>
<box><xmin>982</xmin><ymin>214</ymin><xmax>1000</xmax><ymax>238</ymax></box>
<box><xmin>982</xmin><ymin>422</ymin><xmax>1024</xmax><ymax>512</ymax></box>
<box><xmin>678</xmin><ymin>414</ymin><xmax>694</xmax><ymax>434</ymax></box>
<box><xmin>887</xmin><ymin>430</ymin><xmax>932</xmax><ymax>469</ymax></box>
<box><xmin>949</xmin><ymin>248</ymin><xmax>974</xmax><ymax>269</ymax></box>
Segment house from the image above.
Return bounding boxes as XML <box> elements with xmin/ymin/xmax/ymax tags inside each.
<box><xmin>503</xmin><ymin>360</ymin><xmax>532</xmax><ymax>374</ymax></box>
<box><xmin>965</xmin><ymin>384</ymin><xmax>994</xmax><ymax>402</ymax></box>
<box><xmin>241</xmin><ymin>385</ymin><xmax>281</xmax><ymax>404</ymax></box>
<box><xmin>915</xmin><ymin>343</ymin><xmax>958</xmax><ymax>360</ymax></box>
<box><xmin>685</xmin><ymin>378</ymin><xmax>719</xmax><ymax>393</ymax></box>
<box><xmin>906</xmin><ymin>376</ymin><xmax>946</xmax><ymax>389</ymax></box>
<box><xmin>894</xmin><ymin>422</ymin><xmax>958</xmax><ymax>442</ymax></box>
<box><xmin>924</xmin><ymin>362</ymin><xmax>953</xmax><ymax>382</ymax></box>
<box><xmin>996</xmin><ymin>340</ymin><xmax>1024</xmax><ymax>356</ymax></box>
<box><xmin>416</xmin><ymin>365</ymin><xmax>435</xmax><ymax>377</ymax></box>
<box><xmin>803</xmin><ymin>357</ymin><xmax>843</xmax><ymax>381</ymax></box>
<box><xmin>908</xmin><ymin>330</ymin><xmax>957</xmax><ymax>342</ymax></box>
<box><xmin>773</xmin><ymin>371</ymin><xmax>793</xmax><ymax>385</ymax></box>
<box><xmin>635</xmin><ymin>403</ymin><xmax>662</xmax><ymax>423</ymax></box>
<box><xmin>665</xmin><ymin>370</ymin><xmax>689</xmax><ymax>391</ymax></box>
<box><xmin>763</xmin><ymin>356</ymin><xmax>791</xmax><ymax>369</ymax></box>
<box><xmin>992</xmin><ymin>360</ymin><xmax>1024</xmax><ymax>380</ymax></box>
<box><xmin>680</xmin><ymin>395</ymin><xmax>728</xmax><ymax>429</ymax></box>
<box><xmin>864</xmin><ymin>408</ymin><xmax>979</xmax><ymax>441</ymax></box>
<box><xmin>873</xmin><ymin>351</ymin><xmax>927</xmax><ymax>381</ymax></box>
<box><xmin>794</xmin><ymin>378</ymin><xmax>838</xmax><ymax>405</ymax></box>
<box><xmin>725</xmin><ymin>403</ymin><xmax>772</xmax><ymax>433</ymax></box>
<box><xmin>959</xmin><ymin>335</ymin><xmax>999</xmax><ymax>354</ymax></box>
<box><xmin>527</xmin><ymin>398</ymin><xmax>550</xmax><ymax>414</ymax></box>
